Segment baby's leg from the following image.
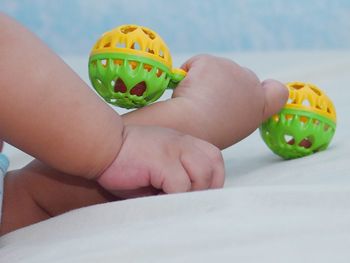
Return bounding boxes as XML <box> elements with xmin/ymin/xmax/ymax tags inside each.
<box><xmin>0</xmin><ymin>160</ymin><xmax>116</xmax><ymax>235</ymax></box>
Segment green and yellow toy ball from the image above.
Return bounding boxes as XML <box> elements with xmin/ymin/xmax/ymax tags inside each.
<box><xmin>260</xmin><ymin>82</ymin><xmax>337</xmax><ymax>159</ymax></box>
<box><xmin>88</xmin><ymin>24</ymin><xmax>186</xmax><ymax>109</ymax></box>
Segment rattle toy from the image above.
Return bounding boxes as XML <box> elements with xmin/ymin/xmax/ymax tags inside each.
<box><xmin>88</xmin><ymin>24</ymin><xmax>186</xmax><ymax>109</ymax></box>
<box><xmin>260</xmin><ymin>81</ymin><xmax>336</xmax><ymax>159</ymax></box>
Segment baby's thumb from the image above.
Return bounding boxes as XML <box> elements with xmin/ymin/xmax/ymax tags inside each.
<box><xmin>262</xmin><ymin>79</ymin><xmax>289</xmax><ymax>121</ymax></box>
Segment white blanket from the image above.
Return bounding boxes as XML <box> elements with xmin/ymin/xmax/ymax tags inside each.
<box><xmin>1</xmin><ymin>51</ymin><xmax>350</xmax><ymax>262</ymax></box>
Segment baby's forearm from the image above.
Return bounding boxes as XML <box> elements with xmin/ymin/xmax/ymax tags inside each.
<box><xmin>0</xmin><ymin>13</ymin><xmax>123</xmax><ymax>178</ymax></box>
<box><xmin>123</xmin><ymin>57</ymin><xmax>287</xmax><ymax>149</ymax></box>
<box><xmin>122</xmin><ymin>97</ymin><xmax>232</xmax><ymax>149</ymax></box>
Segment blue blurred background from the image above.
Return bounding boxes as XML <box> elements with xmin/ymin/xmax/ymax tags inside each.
<box><xmin>1</xmin><ymin>0</ymin><xmax>349</xmax><ymax>55</ymax></box>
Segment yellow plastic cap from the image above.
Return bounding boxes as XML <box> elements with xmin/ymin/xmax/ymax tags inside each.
<box><xmin>285</xmin><ymin>81</ymin><xmax>336</xmax><ymax>123</ymax></box>
<box><xmin>90</xmin><ymin>24</ymin><xmax>172</xmax><ymax>68</ymax></box>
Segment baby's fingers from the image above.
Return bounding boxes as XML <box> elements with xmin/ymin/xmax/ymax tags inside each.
<box><xmin>184</xmin><ymin>137</ymin><xmax>225</xmax><ymax>190</ymax></box>
<box><xmin>162</xmin><ymin>138</ymin><xmax>225</xmax><ymax>193</ymax></box>
<box><xmin>193</xmin><ymin>139</ymin><xmax>225</xmax><ymax>189</ymax></box>
<box><xmin>262</xmin><ymin>79</ymin><xmax>289</xmax><ymax>121</ymax></box>
<box><xmin>161</xmin><ymin>163</ymin><xmax>191</xmax><ymax>194</ymax></box>
<box><xmin>180</xmin><ymin>151</ymin><xmax>214</xmax><ymax>191</ymax></box>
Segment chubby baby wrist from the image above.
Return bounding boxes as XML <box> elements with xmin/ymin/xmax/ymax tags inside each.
<box><xmin>94</xmin><ymin>124</ymin><xmax>133</xmax><ymax>188</ymax></box>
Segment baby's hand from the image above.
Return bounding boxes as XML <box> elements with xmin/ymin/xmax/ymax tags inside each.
<box><xmin>97</xmin><ymin>125</ymin><xmax>224</xmax><ymax>198</ymax></box>
<box><xmin>172</xmin><ymin>54</ymin><xmax>288</xmax><ymax>148</ymax></box>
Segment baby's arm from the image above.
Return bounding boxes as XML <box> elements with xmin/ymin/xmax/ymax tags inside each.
<box><xmin>123</xmin><ymin>55</ymin><xmax>289</xmax><ymax>149</ymax></box>
<box><xmin>0</xmin><ymin>13</ymin><xmax>223</xmax><ymax>191</ymax></box>
<box><xmin>0</xmin><ymin>14</ymin><xmax>225</xmax><ymax>234</ymax></box>
<box><xmin>0</xmin><ymin>13</ymin><xmax>123</xmax><ymax>178</ymax></box>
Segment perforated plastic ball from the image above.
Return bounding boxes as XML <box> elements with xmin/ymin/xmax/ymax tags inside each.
<box><xmin>259</xmin><ymin>82</ymin><xmax>337</xmax><ymax>159</ymax></box>
<box><xmin>88</xmin><ymin>24</ymin><xmax>186</xmax><ymax>109</ymax></box>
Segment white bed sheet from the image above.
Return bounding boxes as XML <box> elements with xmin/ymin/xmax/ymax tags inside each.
<box><xmin>1</xmin><ymin>51</ymin><xmax>350</xmax><ymax>262</ymax></box>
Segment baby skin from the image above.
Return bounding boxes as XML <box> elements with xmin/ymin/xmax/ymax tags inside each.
<box><xmin>0</xmin><ymin>13</ymin><xmax>288</xmax><ymax>235</ymax></box>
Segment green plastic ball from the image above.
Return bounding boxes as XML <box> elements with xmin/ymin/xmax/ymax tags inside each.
<box><xmin>260</xmin><ymin>82</ymin><xmax>337</xmax><ymax>159</ymax></box>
